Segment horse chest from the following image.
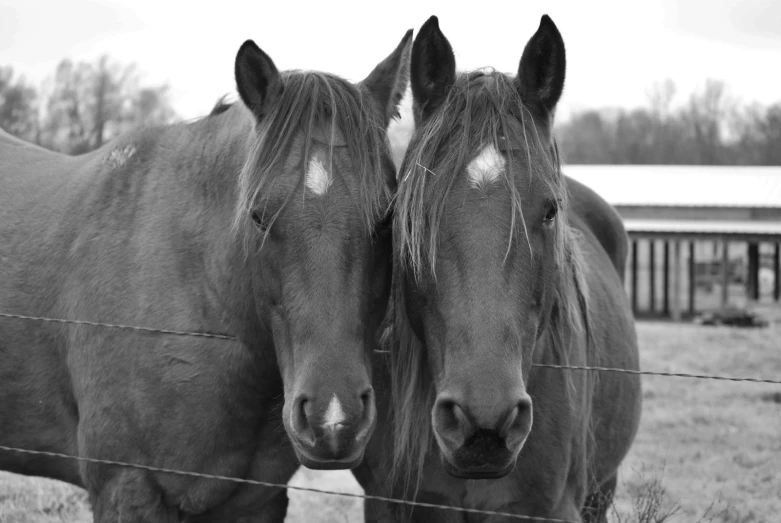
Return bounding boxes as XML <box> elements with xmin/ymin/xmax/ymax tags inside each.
<box><xmin>461</xmin><ymin>478</ymin><xmax>520</xmax><ymax>514</ymax></box>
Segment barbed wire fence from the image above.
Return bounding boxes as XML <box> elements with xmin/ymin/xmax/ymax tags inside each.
<box><xmin>1</xmin><ymin>311</ymin><xmax>779</xmax><ymax>522</ymax></box>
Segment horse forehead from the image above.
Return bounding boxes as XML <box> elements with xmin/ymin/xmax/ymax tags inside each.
<box><xmin>466</xmin><ymin>144</ymin><xmax>505</xmax><ymax>188</ymax></box>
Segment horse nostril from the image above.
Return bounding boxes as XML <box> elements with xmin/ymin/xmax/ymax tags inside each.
<box><xmin>355</xmin><ymin>387</ymin><xmax>376</xmax><ymax>442</ymax></box>
<box><xmin>451</xmin><ymin>403</ymin><xmax>471</xmax><ymax>431</ymax></box>
<box><xmin>433</xmin><ymin>397</ymin><xmax>475</xmax><ymax>449</ymax></box>
<box><xmin>360</xmin><ymin>387</ymin><xmax>374</xmax><ymax>414</ymax></box>
<box><xmin>501</xmin><ymin>396</ymin><xmax>533</xmax><ymax>449</ymax></box>
<box><xmin>291</xmin><ymin>396</ymin><xmax>315</xmax><ymax>447</ymax></box>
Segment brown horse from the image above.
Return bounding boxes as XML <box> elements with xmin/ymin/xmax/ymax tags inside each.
<box><xmin>0</xmin><ymin>31</ymin><xmax>411</xmax><ymax>522</ymax></box>
<box><xmin>353</xmin><ymin>16</ymin><xmax>642</xmax><ymax>522</ymax></box>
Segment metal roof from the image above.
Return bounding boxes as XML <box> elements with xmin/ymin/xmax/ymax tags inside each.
<box><xmin>624</xmin><ymin>219</ymin><xmax>781</xmax><ymax>240</ymax></box>
<box><xmin>564</xmin><ymin>165</ymin><xmax>781</xmax><ymax>209</ymax></box>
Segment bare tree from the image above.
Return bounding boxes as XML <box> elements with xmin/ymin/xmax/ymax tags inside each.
<box><xmin>129</xmin><ymin>86</ymin><xmax>176</xmax><ymax>128</ymax></box>
<box><xmin>38</xmin><ymin>55</ymin><xmax>176</xmax><ymax>154</ymax></box>
<box><xmin>684</xmin><ymin>79</ymin><xmax>732</xmax><ymax>164</ymax></box>
<box><xmin>556</xmin><ymin>110</ymin><xmax>615</xmax><ymax>164</ymax></box>
<box><xmin>646</xmin><ymin>78</ymin><xmax>676</xmax><ymax>120</ymax></box>
<box><xmin>557</xmin><ymin>77</ymin><xmax>781</xmax><ymax>166</ymax></box>
<box><xmin>0</xmin><ymin>66</ymin><xmax>38</xmax><ymax>141</ymax></box>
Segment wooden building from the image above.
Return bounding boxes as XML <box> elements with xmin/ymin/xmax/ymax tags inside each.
<box><xmin>566</xmin><ymin>165</ymin><xmax>781</xmax><ymax>320</ymax></box>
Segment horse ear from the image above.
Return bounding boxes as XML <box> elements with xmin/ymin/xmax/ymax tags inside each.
<box><xmin>361</xmin><ymin>29</ymin><xmax>414</xmax><ymax>128</ymax></box>
<box><xmin>410</xmin><ymin>15</ymin><xmax>456</xmax><ymax>123</ymax></box>
<box><xmin>515</xmin><ymin>15</ymin><xmax>566</xmax><ymax>116</ymax></box>
<box><xmin>235</xmin><ymin>40</ymin><xmax>283</xmax><ymax>121</ymax></box>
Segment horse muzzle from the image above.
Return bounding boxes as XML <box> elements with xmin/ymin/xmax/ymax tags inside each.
<box><xmin>285</xmin><ymin>387</ymin><xmax>376</xmax><ymax>469</ymax></box>
<box><xmin>432</xmin><ymin>389</ymin><xmax>533</xmax><ymax>478</ymax></box>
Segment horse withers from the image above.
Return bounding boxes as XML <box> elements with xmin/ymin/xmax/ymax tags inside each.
<box><xmin>353</xmin><ymin>16</ymin><xmax>642</xmax><ymax>522</ymax></box>
<box><xmin>0</xmin><ymin>31</ymin><xmax>411</xmax><ymax>522</ymax></box>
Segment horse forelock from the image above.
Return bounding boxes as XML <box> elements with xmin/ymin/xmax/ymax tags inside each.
<box><xmin>389</xmin><ymin>70</ymin><xmax>594</xmax><ymax>491</ymax></box>
<box><xmin>230</xmin><ymin>71</ymin><xmax>393</xmax><ymax>249</ymax></box>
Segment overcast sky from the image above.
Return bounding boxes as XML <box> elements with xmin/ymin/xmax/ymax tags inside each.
<box><xmin>1</xmin><ymin>0</ymin><xmax>780</xmax><ymax>122</ymax></box>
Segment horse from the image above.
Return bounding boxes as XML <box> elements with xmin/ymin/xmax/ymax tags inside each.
<box><xmin>0</xmin><ymin>30</ymin><xmax>412</xmax><ymax>522</ymax></box>
<box><xmin>352</xmin><ymin>15</ymin><xmax>642</xmax><ymax>522</ymax></box>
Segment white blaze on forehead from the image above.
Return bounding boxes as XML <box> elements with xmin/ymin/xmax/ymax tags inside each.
<box><xmin>466</xmin><ymin>144</ymin><xmax>506</xmax><ymax>188</ymax></box>
<box><xmin>323</xmin><ymin>393</ymin><xmax>346</xmax><ymax>428</ymax></box>
<box><xmin>305</xmin><ymin>156</ymin><xmax>333</xmax><ymax>195</ymax></box>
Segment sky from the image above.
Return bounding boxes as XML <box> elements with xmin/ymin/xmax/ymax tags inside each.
<box><xmin>1</xmin><ymin>0</ymin><xmax>780</xmax><ymax>122</ymax></box>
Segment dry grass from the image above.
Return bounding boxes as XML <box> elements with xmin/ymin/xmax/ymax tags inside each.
<box><xmin>609</xmin><ymin>314</ymin><xmax>781</xmax><ymax>523</ymax></box>
<box><xmin>0</xmin><ymin>473</ymin><xmax>90</xmax><ymax>523</ymax></box>
<box><xmin>2</xmin><ymin>312</ymin><xmax>779</xmax><ymax>523</ymax></box>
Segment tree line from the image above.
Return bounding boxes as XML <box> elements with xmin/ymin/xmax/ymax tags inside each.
<box><xmin>3</xmin><ymin>63</ymin><xmax>779</xmax><ymax>166</ymax></box>
<box><xmin>555</xmin><ymin>79</ymin><xmax>781</xmax><ymax>165</ymax></box>
<box><xmin>0</xmin><ymin>55</ymin><xmax>176</xmax><ymax>154</ymax></box>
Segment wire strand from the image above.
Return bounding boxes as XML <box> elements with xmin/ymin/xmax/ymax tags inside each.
<box><xmin>1</xmin><ymin>311</ymin><xmax>778</xmax><ymax>520</ymax></box>
<box><xmin>0</xmin><ymin>312</ymin><xmax>236</xmax><ymax>341</ymax></box>
<box><xmin>3</xmin><ymin>312</ymin><xmax>780</xmax><ymax>384</ymax></box>
<box><xmin>531</xmin><ymin>363</ymin><xmax>781</xmax><ymax>384</ymax></box>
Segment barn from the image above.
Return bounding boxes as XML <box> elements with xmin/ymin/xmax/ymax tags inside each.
<box><xmin>565</xmin><ymin>165</ymin><xmax>781</xmax><ymax>320</ymax></box>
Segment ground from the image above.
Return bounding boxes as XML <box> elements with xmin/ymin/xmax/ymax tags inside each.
<box><xmin>2</xmin><ymin>311</ymin><xmax>780</xmax><ymax>523</ymax></box>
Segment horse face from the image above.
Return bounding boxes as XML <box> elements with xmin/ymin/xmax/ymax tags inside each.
<box><xmin>253</xmin><ymin>138</ymin><xmax>392</xmax><ymax>469</ymax></box>
<box><xmin>401</xmin><ymin>15</ymin><xmax>566</xmax><ymax>478</ymax></box>
<box><xmin>416</xmin><ymin>147</ymin><xmax>558</xmax><ymax>478</ymax></box>
<box><xmin>234</xmin><ymin>33</ymin><xmax>410</xmax><ymax>469</ymax></box>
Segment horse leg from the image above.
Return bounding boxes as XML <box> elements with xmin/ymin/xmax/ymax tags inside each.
<box><xmin>183</xmin><ymin>486</ymin><xmax>290</xmax><ymax>523</ymax></box>
<box><xmin>90</xmin><ymin>468</ymin><xmax>179</xmax><ymax>523</ymax></box>
<box><xmin>188</xmin><ymin>489</ymin><xmax>289</xmax><ymax>523</ymax></box>
<box><xmin>363</xmin><ymin>498</ymin><xmax>403</xmax><ymax>523</ymax></box>
<box><xmin>581</xmin><ymin>474</ymin><xmax>617</xmax><ymax>523</ymax></box>
<box><xmin>364</xmin><ymin>495</ymin><xmax>465</xmax><ymax>523</ymax></box>
<box><xmin>237</xmin><ymin>490</ymin><xmax>288</xmax><ymax>523</ymax></box>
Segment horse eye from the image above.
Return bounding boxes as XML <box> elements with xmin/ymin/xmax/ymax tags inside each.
<box><xmin>543</xmin><ymin>202</ymin><xmax>558</xmax><ymax>224</ymax></box>
<box><xmin>251</xmin><ymin>210</ymin><xmax>268</xmax><ymax>231</ymax></box>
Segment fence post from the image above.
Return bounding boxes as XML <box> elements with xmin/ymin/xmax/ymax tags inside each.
<box><xmin>775</xmin><ymin>242</ymin><xmax>780</xmax><ymax>303</ymax></box>
<box><xmin>747</xmin><ymin>242</ymin><xmax>759</xmax><ymax>302</ymax></box>
<box><xmin>721</xmin><ymin>240</ymin><xmax>729</xmax><ymax>309</ymax></box>
<box><xmin>663</xmin><ymin>241</ymin><xmax>670</xmax><ymax>316</ymax></box>
<box><xmin>671</xmin><ymin>241</ymin><xmax>682</xmax><ymax>321</ymax></box>
<box><xmin>688</xmin><ymin>241</ymin><xmax>696</xmax><ymax>315</ymax></box>
<box><xmin>632</xmin><ymin>240</ymin><xmax>638</xmax><ymax>314</ymax></box>
<box><xmin>649</xmin><ymin>240</ymin><xmax>656</xmax><ymax>313</ymax></box>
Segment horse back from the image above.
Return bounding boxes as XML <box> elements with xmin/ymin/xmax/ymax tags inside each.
<box><xmin>0</xmin><ymin>123</ymin><xmax>246</xmax><ymax>485</ymax></box>
<box><xmin>564</xmin><ymin>174</ymin><xmax>628</xmax><ymax>281</ymax></box>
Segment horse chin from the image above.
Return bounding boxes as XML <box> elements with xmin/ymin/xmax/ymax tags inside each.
<box><xmin>440</xmin><ymin>452</ymin><xmax>517</xmax><ymax>480</ymax></box>
<box><xmin>293</xmin><ymin>446</ymin><xmax>365</xmax><ymax>471</ymax></box>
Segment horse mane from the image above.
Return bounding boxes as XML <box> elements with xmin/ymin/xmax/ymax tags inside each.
<box><xmin>388</xmin><ymin>69</ymin><xmax>594</xmax><ymax>495</ymax></box>
<box><xmin>230</xmin><ymin>70</ymin><xmax>392</xmax><ymax>246</ymax></box>
<box><xmin>208</xmin><ymin>95</ymin><xmax>234</xmax><ymax>118</ymax></box>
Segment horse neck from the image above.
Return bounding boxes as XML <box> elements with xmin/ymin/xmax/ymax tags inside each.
<box><xmin>172</xmin><ymin>108</ymin><xmax>262</xmax><ymax>339</ymax></box>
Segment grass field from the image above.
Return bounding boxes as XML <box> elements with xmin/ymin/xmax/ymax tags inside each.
<box><xmin>2</xmin><ymin>313</ymin><xmax>780</xmax><ymax>523</ymax></box>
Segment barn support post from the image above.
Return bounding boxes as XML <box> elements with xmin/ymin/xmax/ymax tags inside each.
<box><xmin>649</xmin><ymin>240</ymin><xmax>656</xmax><ymax>313</ymax></box>
<box><xmin>631</xmin><ymin>240</ymin><xmax>638</xmax><ymax>313</ymax></box>
<box><xmin>747</xmin><ymin>242</ymin><xmax>760</xmax><ymax>302</ymax></box>
<box><xmin>688</xmin><ymin>241</ymin><xmax>696</xmax><ymax>315</ymax></box>
<box><xmin>774</xmin><ymin>242</ymin><xmax>780</xmax><ymax>302</ymax></box>
<box><xmin>721</xmin><ymin>240</ymin><xmax>730</xmax><ymax>308</ymax></box>
<box><xmin>663</xmin><ymin>241</ymin><xmax>670</xmax><ymax>316</ymax></box>
<box><xmin>671</xmin><ymin>241</ymin><xmax>682</xmax><ymax>321</ymax></box>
